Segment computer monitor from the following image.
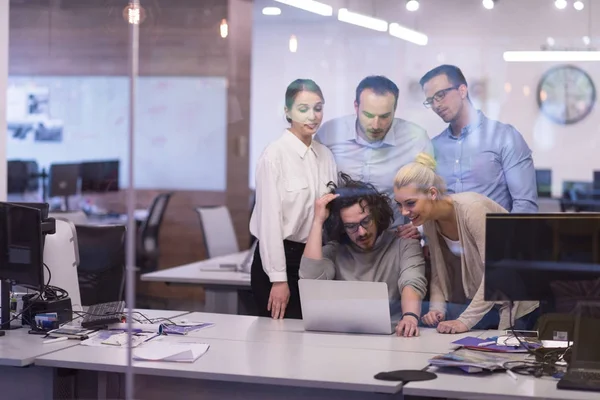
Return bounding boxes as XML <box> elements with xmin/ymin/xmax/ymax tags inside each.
<box><xmin>80</xmin><ymin>160</ymin><xmax>120</xmax><ymax>193</ymax></box>
<box><xmin>49</xmin><ymin>163</ymin><xmax>80</xmax><ymax>198</ymax></box>
<box><xmin>535</xmin><ymin>169</ymin><xmax>552</xmax><ymax>198</ymax></box>
<box><xmin>484</xmin><ymin>213</ymin><xmax>600</xmax><ymax>313</ymax></box>
<box><xmin>594</xmin><ymin>171</ymin><xmax>600</xmax><ymax>190</ymax></box>
<box><xmin>0</xmin><ymin>203</ymin><xmax>45</xmax><ymax>288</ymax></box>
<box><xmin>9</xmin><ymin>202</ymin><xmax>49</xmax><ymax>220</ymax></box>
<box><xmin>562</xmin><ymin>181</ymin><xmax>593</xmax><ymax>200</ymax></box>
<box><xmin>7</xmin><ymin>160</ymin><xmax>42</xmax><ymax>195</ymax></box>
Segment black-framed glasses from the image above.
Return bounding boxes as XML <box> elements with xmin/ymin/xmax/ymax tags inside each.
<box><xmin>423</xmin><ymin>86</ymin><xmax>459</xmax><ymax>108</ymax></box>
<box><xmin>344</xmin><ymin>215</ymin><xmax>373</xmax><ymax>234</ymax></box>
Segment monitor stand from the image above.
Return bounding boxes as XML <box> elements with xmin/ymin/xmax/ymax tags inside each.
<box><xmin>0</xmin><ymin>281</ymin><xmax>21</xmax><ymax>330</ymax></box>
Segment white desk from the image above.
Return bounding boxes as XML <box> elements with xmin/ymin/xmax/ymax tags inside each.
<box><xmin>140</xmin><ymin>251</ymin><xmax>251</xmax><ymax>314</ymax></box>
<box><xmin>169</xmin><ymin>312</ymin><xmax>476</xmax><ymax>355</ymax></box>
<box><xmin>36</xmin><ymin>334</ymin><xmax>421</xmax><ymax>399</ymax></box>
<box><xmin>33</xmin><ymin>311</ymin><xmax>593</xmax><ymax>400</ymax></box>
<box><xmin>0</xmin><ymin>326</ymin><xmax>81</xmax><ymax>400</ymax></box>
<box><xmin>404</xmin><ymin>364</ymin><xmax>599</xmax><ymax>400</ymax></box>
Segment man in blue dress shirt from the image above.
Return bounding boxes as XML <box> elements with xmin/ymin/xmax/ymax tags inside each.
<box><xmin>419</xmin><ymin>65</ymin><xmax>538</xmax><ymax>213</ymax></box>
<box><xmin>315</xmin><ymin>76</ymin><xmax>434</xmax><ymax>238</ymax></box>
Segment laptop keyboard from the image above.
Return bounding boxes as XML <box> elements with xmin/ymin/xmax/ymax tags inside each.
<box><xmin>568</xmin><ymin>370</ymin><xmax>600</xmax><ymax>382</ymax></box>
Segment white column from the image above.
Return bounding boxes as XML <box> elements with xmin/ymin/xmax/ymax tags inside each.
<box><xmin>0</xmin><ymin>0</ymin><xmax>9</xmax><ymax>201</ymax></box>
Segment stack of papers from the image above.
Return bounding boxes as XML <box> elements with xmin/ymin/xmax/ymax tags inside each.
<box><xmin>47</xmin><ymin>327</ymin><xmax>97</xmax><ymax>340</ymax></box>
<box><xmin>159</xmin><ymin>322</ymin><xmax>214</xmax><ymax>335</ymax></box>
<box><xmin>429</xmin><ymin>348</ymin><xmax>527</xmax><ymax>373</ymax></box>
<box><xmin>452</xmin><ymin>336</ymin><xmax>540</xmax><ymax>353</ymax></box>
<box><xmin>133</xmin><ymin>342</ymin><xmax>210</xmax><ymax>363</ymax></box>
<box><xmin>80</xmin><ymin>330</ymin><xmax>154</xmax><ymax>348</ymax></box>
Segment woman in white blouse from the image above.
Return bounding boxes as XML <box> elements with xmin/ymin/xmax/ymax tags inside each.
<box><xmin>249</xmin><ymin>79</ymin><xmax>338</xmax><ymax>319</ymax></box>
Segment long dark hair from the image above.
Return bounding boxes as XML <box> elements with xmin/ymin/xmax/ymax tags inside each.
<box><xmin>324</xmin><ymin>172</ymin><xmax>394</xmax><ymax>244</ymax></box>
<box><xmin>284</xmin><ymin>79</ymin><xmax>324</xmax><ymax>123</ymax></box>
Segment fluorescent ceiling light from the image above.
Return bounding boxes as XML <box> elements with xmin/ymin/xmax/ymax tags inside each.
<box><xmin>406</xmin><ymin>0</ymin><xmax>420</xmax><ymax>12</ymax></box>
<box><xmin>274</xmin><ymin>0</ymin><xmax>333</xmax><ymax>16</ymax></box>
<box><xmin>554</xmin><ymin>0</ymin><xmax>567</xmax><ymax>9</ymax></box>
<box><xmin>482</xmin><ymin>0</ymin><xmax>495</xmax><ymax>10</ymax></box>
<box><xmin>389</xmin><ymin>23</ymin><xmax>428</xmax><ymax>46</ymax></box>
<box><xmin>337</xmin><ymin>8</ymin><xmax>388</xmax><ymax>32</ymax></box>
<box><xmin>262</xmin><ymin>7</ymin><xmax>282</xmax><ymax>16</ymax></box>
<box><xmin>503</xmin><ymin>51</ymin><xmax>600</xmax><ymax>62</ymax></box>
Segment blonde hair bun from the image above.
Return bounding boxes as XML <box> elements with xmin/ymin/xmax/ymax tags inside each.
<box><xmin>414</xmin><ymin>152</ymin><xmax>436</xmax><ymax>171</ymax></box>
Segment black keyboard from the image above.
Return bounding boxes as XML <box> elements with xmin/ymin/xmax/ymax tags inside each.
<box><xmin>568</xmin><ymin>370</ymin><xmax>600</xmax><ymax>381</ymax></box>
<box><xmin>81</xmin><ymin>301</ymin><xmax>125</xmax><ymax>329</ymax></box>
<box><xmin>558</xmin><ymin>369</ymin><xmax>600</xmax><ymax>392</ymax></box>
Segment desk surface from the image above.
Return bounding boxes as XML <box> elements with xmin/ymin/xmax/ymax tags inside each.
<box><xmin>171</xmin><ymin>312</ymin><xmax>476</xmax><ymax>355</ymax></box>
<box><xmin>404</xmin><ymin>365</ymin><xmax>599</xmax><ymax>400</ymax></box>
<box><xmin>140</xmin><ymin>251</ymin><xmax>251</xmax><ymax>286</ymax></box>
<box><xmin>33</xmin><ymin>311</ymin><xmax>594</xmax><ymax>399</ymax></box>
<box><xmin>0</xmin><ymin>309</ymin><xmax>189</xmax><ymax>368</ymax></box>
<box><xmin>0</xmin><ymin>326</ymin><xmax>80</xmax><ymax>367</ymax></box>
<box><xmin>36</xmin><ymin>335</ymin><xmax>415</xmax><ymax>394</ymax></box>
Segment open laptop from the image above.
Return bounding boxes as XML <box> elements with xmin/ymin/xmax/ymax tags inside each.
<box><xmin>557</xmin><ymin>301</ymin><xmax>600</xmax><ymax>392</ymax></box>
<box><xmin>298</xmin><ymin>279</ymin><xmax>394</xmax><ymax>335</ymax></box>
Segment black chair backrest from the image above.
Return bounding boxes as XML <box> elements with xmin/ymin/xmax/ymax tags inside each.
<box><xmin>75</xmin><ymin>224</ymin><xmax>126</xmax><ymax>306</ymax></box>
<box><xmin>139</xmin><ymin>192</ymin><xmax>173</xmax><ymax>255</ymax></box>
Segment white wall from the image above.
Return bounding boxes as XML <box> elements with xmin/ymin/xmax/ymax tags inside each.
<box><xmin>250</xmin><ymin>0</ymin><xmax>600</xmax><ymax>196</ymax></box>
<box><xmin>0</xmin><ymin>0</ymin><xmax>8</xmax><ymax>201</ymax></box>
<box><xmin>6</xmin><ymin>76</ymin><xmax>227</xmax><ymax>191</ymax></box>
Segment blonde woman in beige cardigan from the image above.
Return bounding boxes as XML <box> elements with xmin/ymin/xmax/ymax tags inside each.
<box><xmin>392</xmin><ymin>153</ymin><xmax>539</xmax><ymax>334</ymax></box>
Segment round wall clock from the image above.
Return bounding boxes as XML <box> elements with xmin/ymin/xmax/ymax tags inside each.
<box><xmin>536</xmin><ymin>65</ymin><xmax>596</xmax><ymax>125</ymax></box>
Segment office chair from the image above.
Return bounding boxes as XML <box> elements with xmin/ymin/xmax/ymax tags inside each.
<box><xmin>75</xmin><ymin>224</ymin><xmax>126</xmax><ymax>306</ymax></box>
<box><xmin>50</xmin><ymin>210</ymin><xmax>89</xmax><ymax>225</ymax></box>
<box><xmin>196</xmin><ymin>205</ymin><xmax>240</xmax><ymax>258</ymax></box>
<box><xmin>136</xmin><ymin>192</ymin><xmax>173</xmax><ymax>273</ymax></box>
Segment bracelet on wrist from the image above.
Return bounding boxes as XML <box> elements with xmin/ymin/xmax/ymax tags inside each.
<box><xmin>402</xmin><ymin>312</ymin><xmax>419</xmax><ymax>321</ymax></box>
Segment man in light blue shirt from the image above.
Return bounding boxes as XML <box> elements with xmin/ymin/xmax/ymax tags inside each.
<box><xmin>419</xmin><ymin>65</ymin><xmax>538</xmax><ymax>213</ymax></box>
<box><xmin>315</xmin><ymin>76</ymin><xmax>434</xmax><ymax>238</ymax></box>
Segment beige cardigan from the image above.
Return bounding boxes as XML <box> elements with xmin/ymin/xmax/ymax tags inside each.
<box><xmin>424</xmin><ymin>192</ymin><xmax>539</xmax><ymax>330</ymax></box>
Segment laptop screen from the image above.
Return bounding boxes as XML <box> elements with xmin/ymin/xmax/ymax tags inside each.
<box><xmin>572</xmin><ymin>303</ymin><xmax>600</xmax><ymax>366</ymax></box>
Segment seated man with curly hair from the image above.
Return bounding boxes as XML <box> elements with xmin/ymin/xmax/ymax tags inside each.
<box><xmin>299</xmin><ymin>173</ymin><xmax>427</xmax><ymax>337</ymax></box>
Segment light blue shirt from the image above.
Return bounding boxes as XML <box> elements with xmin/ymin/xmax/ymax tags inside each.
<box><xmin>432</xmin><ymin>110</ymin><xmax>538</xmax><ymax>213</ymax></box>
<box><xmin>315</xmin><ymin>115</ymin><xmax>434</xmax><ymax>225</ymax></box>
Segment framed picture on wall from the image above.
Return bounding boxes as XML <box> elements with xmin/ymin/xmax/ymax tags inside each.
<box><xmin>6</xmin><ymin>85</ymin><xmax>64</xmax><ymax>143</ymax></box>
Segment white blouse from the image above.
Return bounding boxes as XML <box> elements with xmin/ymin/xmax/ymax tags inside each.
<box><xmin>441</xmin><ymin>234</ymin><xmax>463</xmax><ymax>257</ymax></box>
<box><xmin>249</xmin><ymin>130</ymin><xmax>338</xmax><ymax>282</ymax></box>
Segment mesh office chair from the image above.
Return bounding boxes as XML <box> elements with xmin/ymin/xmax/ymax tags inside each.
<box><xmin>75</xmin><ymin>224</ymin><xmax>126</xmax><ymax>306</ymax></box>
<box><xmin>136</xmin><ymin>192</ymin><xmax>173</xmax><ymax>273</ymax></box>
<box><xmin>196</xmin><ymin>205</ymin><xmax>240</xmax><ymax>258</ymax></box>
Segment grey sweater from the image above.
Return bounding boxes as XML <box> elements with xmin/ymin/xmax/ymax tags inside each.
<box><xmin>299</xmin><ymin>231</ymin><xmax>428</xmax><ymax>317</ymax></box>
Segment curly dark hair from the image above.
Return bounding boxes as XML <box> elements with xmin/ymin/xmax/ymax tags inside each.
<box><xmin>324</xmin><ymin>172</ymin><xmax>394</xmax><ymax>244</ymax></box>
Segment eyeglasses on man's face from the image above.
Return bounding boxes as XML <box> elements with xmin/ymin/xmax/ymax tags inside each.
<box><xmin>343</xmin><ymin>215</ymin><xmax>373</xmax><ymax>234</ymax></box>
<box><xmin>423</xmin><ymin>86</ymin><xmax>459</xmax><ymax>108</ymax></box>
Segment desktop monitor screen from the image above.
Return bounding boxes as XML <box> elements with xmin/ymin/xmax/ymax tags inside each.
<box><xmin>535</xmin><ymin>169</ymin><xmax>552</xmax><ymax>198</ymax></box>
<box><xmin>49</xmin><ymin>163</ymin><xmax>80</xmax><ymax>198</ymax></box>
<box><xmin>80</xmin><ymin>160</ymin><xmax>120</xmax><ymax>193</ymax></box>
<box><xmin>484</xmin><ymin>213</ymin><xmax>600</xmax><ymax>311</ymax></box>
<box><xmin>8</xmin><ymin>202</ymin><xmax>49</xmax><ymax>220</ymax></box>
<box><xmin>7</xmin><ymin>160</ymin><xmax>39</xmax><ymax>194</ymax></box>
<box><xmin>562</xmin><ymin>181</ymin><xmax>593</xmax><ymax>200</ymax></box>
<box><xmin>0</xmin><ymin>202</ymin><xmax>44</xmax><ymax>288</ymax></box>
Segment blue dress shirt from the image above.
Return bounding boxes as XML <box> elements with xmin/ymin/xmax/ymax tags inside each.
<box><xmin>432</xmin><ymin>110</ymin><xmax>538</xmax><ymax>213</ymax></box>
<box><xmin>315</xmin><ymin>115</ymin><xmax>434</xmax><ymax>225</ymax></box>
